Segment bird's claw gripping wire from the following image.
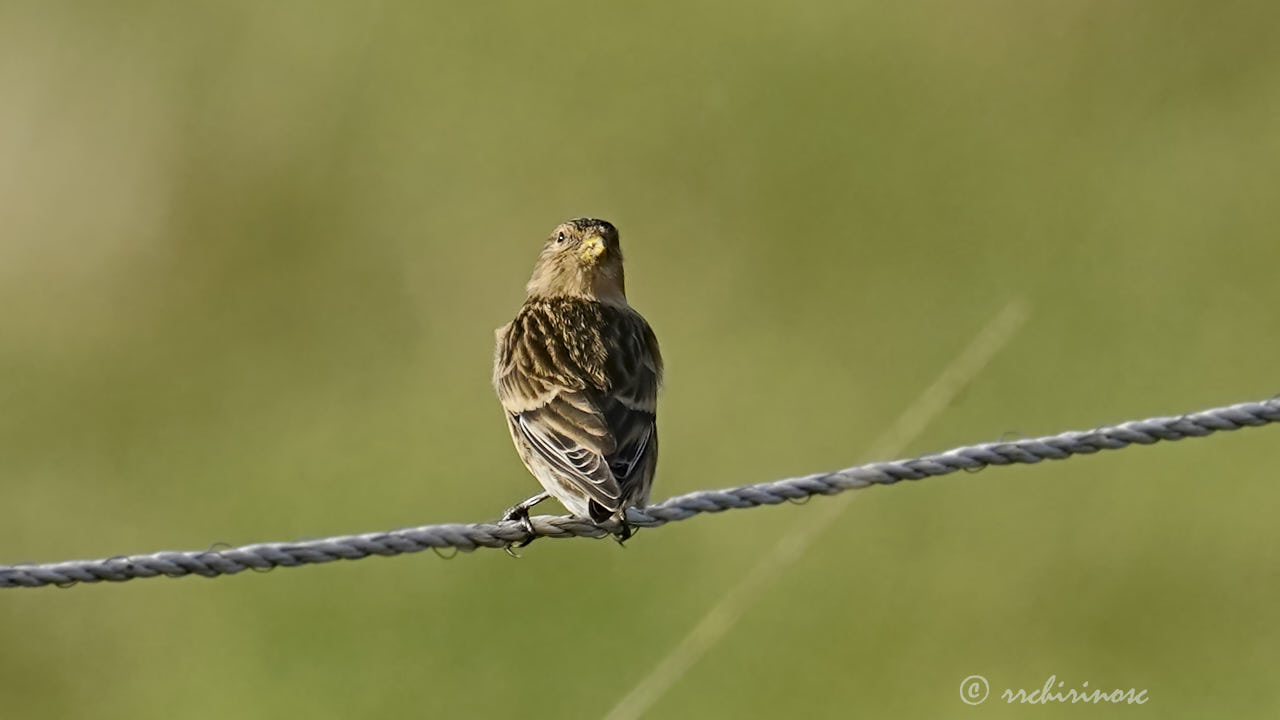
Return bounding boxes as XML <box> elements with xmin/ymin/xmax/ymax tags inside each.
<box><xmin>500</xmin><ymin>507</ymin><xmax>536</xmax><ymax>555</ymax></box>
<box><xmin>500</xmin><ymin>491</ymin><xmax>550</xmax><ymax>555</ymax></box>
<box><xmin>610</xmin><ymin>520</ymin><xmax>633</xmax><ymax>546</ymax></box>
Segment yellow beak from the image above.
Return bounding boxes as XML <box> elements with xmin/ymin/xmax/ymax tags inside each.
<box><xmin>581</xmin><ymin>235</ymin><xmax>605</xmax><ymax>262</ymax></box>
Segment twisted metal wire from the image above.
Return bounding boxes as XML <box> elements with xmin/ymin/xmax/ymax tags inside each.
<box><xmin>3</xmin><ymin>396</ymin><xmax>1276</xmax><ymax>589</ymax></box>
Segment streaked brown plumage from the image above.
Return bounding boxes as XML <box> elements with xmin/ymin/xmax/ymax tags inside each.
<box><xmin>494</xmin><ymin>218</ymin><xmax>662</xmax><ymax>541</ymax></box>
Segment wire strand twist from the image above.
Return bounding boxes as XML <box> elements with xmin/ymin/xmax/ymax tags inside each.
<box><xmin>3</xmin><ymin>397</ymin><xmax>1276</xmax><ymax>589</ymax></box>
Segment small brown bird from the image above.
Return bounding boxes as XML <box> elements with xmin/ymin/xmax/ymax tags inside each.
<box><xmin>494</xmin><ymin>218</ymin><xmax>663</xmax><ymax>543</ymax></box>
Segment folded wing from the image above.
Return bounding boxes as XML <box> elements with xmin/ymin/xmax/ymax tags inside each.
<box><xmin>495</xmin><ymin>309</ymin><xmax>621</xmax><ymax>513</ymax></box>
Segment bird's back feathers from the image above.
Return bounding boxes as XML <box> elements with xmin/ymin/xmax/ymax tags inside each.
<box><xmin>495</xmin><ymin>297</ymin><xmax>662</xmax><ymax>522</ymax></box>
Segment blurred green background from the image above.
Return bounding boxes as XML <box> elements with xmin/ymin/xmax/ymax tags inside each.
<box><xmin>2</xmin><ymin>1</ymin><xmax>1278</xmax><ymax>718</ymax></box>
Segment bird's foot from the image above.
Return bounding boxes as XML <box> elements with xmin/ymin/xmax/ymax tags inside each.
<box><xmin>501</xmin><ymin>504</ymin><xmax>537</xmax><ymax>553</ymax></box>
<box><xmin>608</xmin><ymin>518</ymin><xmax>634</xmax><ymax>547</ymax></box>
<box><xmin>500</xmin><ymin>491</ymin><xmax>550</xmax><ymax>553</ymax></box>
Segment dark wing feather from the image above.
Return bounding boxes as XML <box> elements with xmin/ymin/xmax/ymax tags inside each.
<box><xmin>600</xmin><ymin>311</ymin><xmax>663</xmax><ymax>506</ymax></box>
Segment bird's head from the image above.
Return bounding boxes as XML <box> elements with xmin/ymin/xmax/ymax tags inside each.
<box><xmin>526</xmin><ymin>218</ymin><xmax>626</xmax><ymax>302</ymax></box>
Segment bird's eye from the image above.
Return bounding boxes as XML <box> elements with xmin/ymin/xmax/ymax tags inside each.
<box><xmin>556</xmin><ymin>232</ymin><xmax>566</xmax><ymax>244</ymax></box>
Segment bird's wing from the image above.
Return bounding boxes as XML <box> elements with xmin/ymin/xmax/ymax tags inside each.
<box><xmin>495</xmin><ymin>318</ymin><xmax>622</xmax><ymax>510</ymax></box>
<box><xmin>602</xmin><ymin>313</ymin><xmax>663</xmax><ymax>498</ymax></box>
<box><xmin>603</xmin><ymin>403</ymin><xmax>655</xmax><ymax>490</ymax></box>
